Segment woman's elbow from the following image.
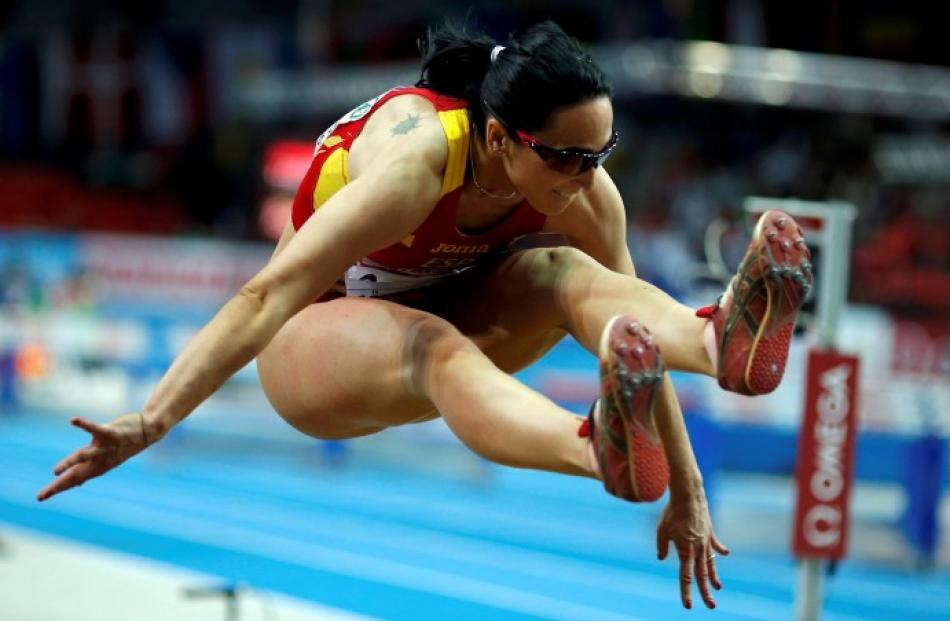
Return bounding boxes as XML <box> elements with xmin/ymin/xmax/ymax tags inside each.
<box><xmin>237</xmin><ymin>280</ymin><xmax>269</xmax><ymax>311</ymax></box>
<box><xmin>236</xmin><ymin>275</ymin><xmax>307</xmax><ymax>330</ymax></box>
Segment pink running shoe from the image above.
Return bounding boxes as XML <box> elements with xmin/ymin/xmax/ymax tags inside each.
<box><xmin>697</xmin><ymin>210</ymin><xmax>813</xmax><ymax>395</ymax></box>
<box><xmin>579</xmin><ymin>315</ymin><xmax>669</xmax><ymax>503</ymax></box>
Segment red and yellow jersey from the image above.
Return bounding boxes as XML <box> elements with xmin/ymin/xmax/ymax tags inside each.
<box><xmin>290</xmin><ymin>86</ymin><xmax>546</xmax><ymax>297</ymax></box>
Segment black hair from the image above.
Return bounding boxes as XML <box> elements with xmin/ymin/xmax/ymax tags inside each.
<box><xmin>416</xmin><ymin>20</ymin><xmax>612</xmax><ymax>137</ymax></box>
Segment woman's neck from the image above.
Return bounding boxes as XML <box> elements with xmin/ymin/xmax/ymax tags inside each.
<box><xmin>468</xmin><ymin>135</ymin><xmax>521</xmax><ymax>204</ymax></box>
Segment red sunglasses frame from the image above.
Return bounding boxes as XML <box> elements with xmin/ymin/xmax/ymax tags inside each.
<box><xmin>482</xmin><ymin>100</ymin><xmax>619</xmax><ymax>175</ymax></box>
<box><xmin>514</xmin><ymin>129</ymin><xmax>619</xmax><ymax>175</ymax></box>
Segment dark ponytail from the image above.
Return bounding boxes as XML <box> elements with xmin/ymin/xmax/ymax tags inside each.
<box><xmin>416</xmin><ymin>20</ymin><xmax>612</xmax><ymax>136</ymax></box>
<box><xmin>416</xmin><ymin>23</ymin><xmax>496</xmax><ymax>117</ymax></box>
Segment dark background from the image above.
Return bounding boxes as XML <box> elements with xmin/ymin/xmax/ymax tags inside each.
<box><xmin>1</xmin><ymin>0</ymin><xmax>947</xmax><ymax>314</ymax></box>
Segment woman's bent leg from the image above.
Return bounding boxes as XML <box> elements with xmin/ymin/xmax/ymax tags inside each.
<box><xmin>257</xmin><ymin>297</ymin><xmax>592</xmax><ymax>477</ymax></box>
<box><xmin>436</xmin><ymin>247</ymin><xmax>713</xmax><ymax>376</ymax></box>
<box><xmin>442</xmin><ymin>211</ymin><xmax>811</xmax><ymax>395</ymax></box>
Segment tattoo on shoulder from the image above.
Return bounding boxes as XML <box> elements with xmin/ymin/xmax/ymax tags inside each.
<box><xmin>391</xmin><ymin>113</ymin><xmax>421</xmax><ymax>136</ymax></box>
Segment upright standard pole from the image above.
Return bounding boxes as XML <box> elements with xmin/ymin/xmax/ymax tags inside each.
<box><xmin>744</xmin><ymin>198</ymin><xmax>858</xmax><ymax>621</ymax></box>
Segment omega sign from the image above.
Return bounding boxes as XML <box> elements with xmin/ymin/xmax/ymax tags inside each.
<box><xmin>792</xmin><ymin>350</ymin><xmax>860</xmax><ymax>559</ymax></box>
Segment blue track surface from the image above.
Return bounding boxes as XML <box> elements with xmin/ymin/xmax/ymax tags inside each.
<box><xmin>3</xmin><ymin>413</ymin><xmax>949</xmax><ymax>621</ymax></box>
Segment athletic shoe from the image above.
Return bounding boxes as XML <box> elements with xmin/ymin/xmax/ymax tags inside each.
<box><xmin>697</xmin><ymin>210</ymin><xmax>813</xmax><ymax>395</ymax></box>
<box><xmin>578</xmin><ymin>315</ymin><xmax>669</xmax><ymax>502</ymax></box>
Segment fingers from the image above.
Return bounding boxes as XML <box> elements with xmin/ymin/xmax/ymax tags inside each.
<box><xmin>695</xmin><ymin>547</ymin><xmax>716</xmax><ymax>609</ymax></box>
<box><xmin>656</xmin><ymin>527</ymin><xmax>670</xmax><ymax>561</ymax></box>
<box><xmin>707</xmin><ymin>552</ymin><xmax>722</xmax><ymax>591</ymax></box>
<box><xmin>676</xmin><ymin>543</ymin><xmax>694</xmax><ymax>609</ymax></box>
<box><xmin>707</xmin><ymin>532</ymin><xmax>727</xmax><ymax>594</ymax></box>
<box><xmin>53</xmin><ymin>447</ymin><xmax>97</xmax><ymax>476</ymax></box>
<box><xmin>659</xmin><ymin>507</ymin><xmax>728</xmax><ymax>609</ymax></box>
<box><xmin>71</xmin><ymin>417</ymin><xmax>110</xmax><ymax>437</ymax></box>
<box><xmin>712</xmin><ymin>533</ymin><xmax>730</xmax><ymax>556</ymax></box>
<box><xmin>37</xmin><ymin>463</ymin><xmax>94</xmax><ymax>502</ymax></box>
<box><xmin>38</xmin><ymin>416</ymin><xmax>127</xmax><ymax>503</ymax></box>
<box><xmin>36</xmin><ymin>480</ymin><xmax>62</xmax><ymax>502</ymax></box>
<box><xmin>672</xmin><ymin>538</ymin><xmax>723</xmax><ymax>609</ymax></box>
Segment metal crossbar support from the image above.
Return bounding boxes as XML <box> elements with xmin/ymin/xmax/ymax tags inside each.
<box><xmin>744</xmin><ymin>197</ymin><xmax>858</xmax><ymax>621</ymax></box>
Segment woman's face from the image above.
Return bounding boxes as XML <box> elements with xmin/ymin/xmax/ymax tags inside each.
<box><xmin>486</xmin><ymin>96</ymin><xmax>614</xmax><ymax>215</ymax></box>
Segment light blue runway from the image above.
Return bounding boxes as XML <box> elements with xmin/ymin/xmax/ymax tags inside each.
<box><xmin>3</xmin><ymin>412</ymin><xmax>948</xmax><ymax>621</ymax></box>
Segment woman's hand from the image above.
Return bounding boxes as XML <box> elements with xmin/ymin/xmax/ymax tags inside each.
<box><xmin>656</xmin><ymin>489</ymin><xmax>730</xmax><ymax>609</ymax></box>
<box><xmin>36</xmin><ymin>413</ymin><xmax>154</xmax><ymax>502</ymax></box>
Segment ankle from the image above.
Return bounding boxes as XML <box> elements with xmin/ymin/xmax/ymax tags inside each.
<box><xmin>584</xmin><ymin>403</ymin><xmax>603</xmax><ymax>480</ymax></box>
<box><xmin>587</xmin><ymin>439</ymin><xmax>603</xmax><ymax>480</ymax></box>
<box><xmin>702</xmin><ymin>319</ymin><xmax>718</xmax><ymax>376</ymax></box>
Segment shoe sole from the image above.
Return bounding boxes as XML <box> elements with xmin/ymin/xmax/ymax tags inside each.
<box><xmin>598</xmin><ymin>315</ymin><xmax>669</xmax><ymax>502</ymax></box>
<box><xmin>742</xmin><ymin>210</ymin><xmax>813</xmax><ymax>393</ymax></box>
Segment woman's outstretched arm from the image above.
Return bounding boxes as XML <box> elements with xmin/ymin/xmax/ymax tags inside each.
<box><xmin>37</xmin><ymin>115</ymin><xmax>447</xmax><ymax>501</ymax></box>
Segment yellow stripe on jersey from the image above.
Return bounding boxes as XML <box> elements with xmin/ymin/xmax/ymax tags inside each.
<box><xmin>312</xmin><ymin>147</ymin><xmax>349</xmax><ymax>209</ymax></box>
<box><xmin>311</xmin><ymin>105</ymin><xmax>467</xmax><ymax>211</ymax></box>
<box><xmin>437</xmin><ymin>108</ymin><xmax>470</xmax><ymax>197</ymax></box>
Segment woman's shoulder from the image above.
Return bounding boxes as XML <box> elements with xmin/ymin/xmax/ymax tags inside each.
<box><xmin>348</xmin><ymin>89</ymin><xmax>462</xmax><ymax>182</ymax></box>
<box><xmin>362</xmin><ymin>87</ymin><xmax>464</xmax><ymax>135</ymax></box>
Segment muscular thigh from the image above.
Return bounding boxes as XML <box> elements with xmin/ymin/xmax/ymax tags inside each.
<box><xmin>256</xmin><ymin>247</ymin><xmax>590</xmax><ymax>439</ymax></box>
<box><xmin>257</xmin><ymin>297</ymin><xmax>457</xmax><ymax>439</ymax></box>
<box><xmin>425</xmin><ymin>246</ymin><xmax>594</xmax><ymax>373</ymax></box>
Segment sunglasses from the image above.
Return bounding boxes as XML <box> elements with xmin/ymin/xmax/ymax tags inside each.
<box><xmin>483</xmin><ymin>101</ymin><xmax>619</xmax><ymax>176</ymax></box>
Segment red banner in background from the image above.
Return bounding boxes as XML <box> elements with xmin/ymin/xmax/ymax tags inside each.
<box><xmin>792</xmin><ymin>349</ymin><xmax>861</xmax><ymax>559</ymax></box>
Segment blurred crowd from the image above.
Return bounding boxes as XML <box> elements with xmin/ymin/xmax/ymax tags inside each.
<box><xmin>0</xmin><ymin>0</ymin><xmax>947</xmax><ymax>315</ymax></box>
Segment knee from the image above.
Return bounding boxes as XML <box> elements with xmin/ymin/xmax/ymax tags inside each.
<box><xmin>545</xmin><ymin>245</ymin><xmax>597</xmax><ymax>268</ymax></box>
<box><xmin>501</xmin><ymin>246</ymin><xmax>602</xmax><ymax>316</ymax></box>
<box><xmin>403</xmin><ymin>314</ymin><xmax>479</xmax><ymax>397</ymax></box>
<box><xmin>530</xmin><ymin>246</ymin><xmax>599</xmax><ymax>287</ymax></box>
<box><xmin>526</xmin><ymin>246</ymin><xmax>595</xmax><ymax>274</ymax></box>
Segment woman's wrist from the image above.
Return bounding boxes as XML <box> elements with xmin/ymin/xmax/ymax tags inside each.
<box><xmin>668</xmin><ymin>466</ymin><xmax>704</xmax><ymax>499</ymax></box>
<box><xmin>141</xmin><ymin>409</ymin><xmax>172</xmax><ymax>442</ymax></box>
<box><xmin>658</xmin><ymin>428</ymin><xmax>703</xmax><ymax>497</ymax></box>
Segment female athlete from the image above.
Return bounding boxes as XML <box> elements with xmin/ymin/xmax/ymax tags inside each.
<box><xmin>37</xmin><ymin>21</ymin><xmax>812</xmax><ymax>611</ymax></box>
